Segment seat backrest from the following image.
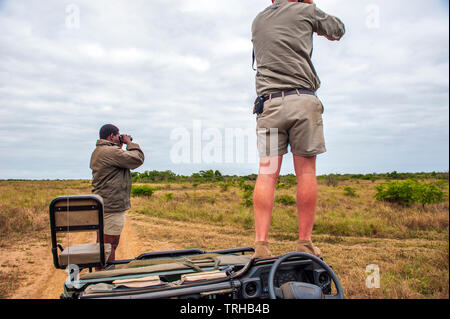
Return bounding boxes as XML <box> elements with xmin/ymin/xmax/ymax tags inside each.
<box><xmin>49</xmin><ymin>195</ymin><xmax>107</xmax><ymax>269</ymax></box>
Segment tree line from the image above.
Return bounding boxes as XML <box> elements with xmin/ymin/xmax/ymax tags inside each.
<box><xmin>131</xmin><ymin>170</ymin><xmax>448</xmax><ymax>184</ymax></box>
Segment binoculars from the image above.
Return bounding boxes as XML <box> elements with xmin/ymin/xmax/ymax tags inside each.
<box><xmin>119</xmin><ymin>135</ymin><xmax>133</xmax><ymax>144</ymax></box>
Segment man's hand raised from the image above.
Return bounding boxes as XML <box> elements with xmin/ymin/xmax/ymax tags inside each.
<box><xmin>120</xmin><ymin>135</ymin><xmax>132</xmax><ymax>145</ymax></box>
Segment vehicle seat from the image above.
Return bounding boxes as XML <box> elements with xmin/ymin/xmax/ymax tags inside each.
<box><xmin>49</xmin><ymin>195</ymin><xmax>111</xmax><ymax>270</ymax></box>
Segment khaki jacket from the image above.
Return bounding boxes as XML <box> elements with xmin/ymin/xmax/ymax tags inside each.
<box><xmin>90</xmin><ymin>140</ymin><xmax>145</xmax><ymax>213</ymax></box>
<box><xmin>252</xmin><ymin>0</ymin><xmax>345</xmax><ymax>95</ymax></box>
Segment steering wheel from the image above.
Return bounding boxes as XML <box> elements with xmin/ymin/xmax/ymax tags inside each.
<box><xmin>268</xmin><ymin>252</ymin><xmax>344</xmax><ymax>299</ymax></box>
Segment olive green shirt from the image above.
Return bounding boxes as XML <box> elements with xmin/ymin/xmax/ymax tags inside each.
<box><xmin>252</xmin><ymin>0</ymin><xmax>345</xmax><ymax>96</ymax></box>
<box><xmin>90</xmin><ymin>140</ymin><xmax>145</xmax><ymax>213</ymax></box>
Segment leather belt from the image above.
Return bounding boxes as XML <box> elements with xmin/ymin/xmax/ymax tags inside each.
<box><xmin>263</xmin><ymin>89</ymin><xmax>316</xmax><ymax>102</ymax></box>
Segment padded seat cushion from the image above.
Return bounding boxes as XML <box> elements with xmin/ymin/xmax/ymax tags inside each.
<box><xmin>59</xmin><ymin>243</ymin><xmax>112</xmax><ymax>267</ymax></box>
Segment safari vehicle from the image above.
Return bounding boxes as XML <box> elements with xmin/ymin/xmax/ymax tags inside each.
<box><xmin>50</xmin><ymin>195</ymin><xmax>344</xmax><ymax>300</ymax></box>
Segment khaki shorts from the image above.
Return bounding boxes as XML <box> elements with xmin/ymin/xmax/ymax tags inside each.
<box><xmin>256</xmin><ymin>93</ymin><xmax>326</xmax><ymax>157</ymax></box>
<box><xmin>103</xmin><ymin>211</ymin><xmax>126</xmax><ymax>236</ymax></box>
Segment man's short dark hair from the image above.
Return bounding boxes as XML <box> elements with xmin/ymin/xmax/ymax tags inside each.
<box><xmin>100</xmin><ymin>124</ymin><xmax>119</xmax><ymax>140</ymax></box>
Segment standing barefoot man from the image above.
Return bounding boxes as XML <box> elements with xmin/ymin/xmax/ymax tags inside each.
<box><xmin>251</xmin><ymin>0</ymin><xmax>345</xmax><ymax>259</ymax></box>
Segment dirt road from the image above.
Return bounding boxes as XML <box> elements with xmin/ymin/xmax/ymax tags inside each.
<box><xmin>6</xmin><ymin>215</ymin><xmax>142</xmax><ymax>299</ymax></box>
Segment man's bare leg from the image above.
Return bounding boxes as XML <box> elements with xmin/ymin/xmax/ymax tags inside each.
<box><xmin>293</xmin><ymin>155</ymin><xmax>317</xmax><ymax>240</ymax></box>
<box><xmin>293</xmin><ymin>155</ymin><xmax>322</xmax><ymax>257</ymax></box>
<box><xmin>253</xmin><ymin>156</ymin><xmax>283</xmax><ymax>243</ymax></box>
<box><xmin>96</xmin><ymin>232</ymin><xmax>121</xmax><ymax>270</ymax></box>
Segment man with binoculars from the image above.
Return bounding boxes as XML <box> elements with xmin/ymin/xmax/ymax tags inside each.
<box><xmin>90</xmin><ymin>124</ymin><xmax>145</xmax><ymax>264</ymax></box>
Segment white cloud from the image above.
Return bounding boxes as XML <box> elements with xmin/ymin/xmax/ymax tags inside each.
<box><xmin>0</xmin><ymin>0</ymin><xmax>448</xmax><ymax>179</ymax></box>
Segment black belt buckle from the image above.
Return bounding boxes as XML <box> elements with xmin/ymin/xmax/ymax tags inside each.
<box><xmin>253</xmin><ymin>96</ymin><xmax>265</xmax><ymax>115</ymax></box>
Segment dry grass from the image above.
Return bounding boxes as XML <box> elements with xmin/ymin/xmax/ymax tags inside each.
<box><xmin>0</xmin><ymin>178</ymin><xmax>448</xmax><ymax>299</ymax></box>
<box><xmin>131</xmin><ymin>180</ymin><xmax>448</xmax><ymax>241</ymax></box>
<box><xmin>0</xmin><ymin>180</ymin><xmax>92</xmax><ymax>242</ymax></box>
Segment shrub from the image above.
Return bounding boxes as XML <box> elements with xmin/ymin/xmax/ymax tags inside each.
<box><xmin>433</xmin><ymin>180</ymin><xmax>449</xmax><ymax>190</ymax></box>
<box><xmin>239</xmin><ymin>182</ymin><xmax>254</xmax><ymax>192</ymax></box>
<box><xmin>276</xmin><ymin>183</ymin><xmax>291</xmax><ymax>189</ymax></box>
<box><xmin>131</xmin><ymin>185</ymin><xmax>154</xmax><ymax>197</ymax></box>
<box><xmin>238</xmin><ymin>182</ymin><xmax>255</xmax><ymax>208</ymax></box>
<box><xmin>343</xmin><ymin>186</ymin><xmax>358</xmax><ymax>197</ymax></box>
<box><xmin>164</xmin><ymin>193</ymin><xmax>174</xmax><ymax>201</ymax></box>
<box><xmin>132</xmin><ymin>170</ymin><xmax>177</xmax><ymax>183</ymax></box>
<box><xmin>417</xmin><ymin>183</ymin><xmax>445</xmax><ymax>207</ymax></box>
<box><xmin>375</xmin><ymin>180</ymin><xmax>445</xmax><ymax>207</ymax></box>
<box><xmin>326</xmin><ymin>174</ymin><xmax>339</xmax><ymax>187</ymax></box>
<box><xmin>241</xmin><ymin>189</ymin><xmax>253</xmax><ymax>207</ymax></box>
<box><xmin>275</xmin><ymin>195</ymin><xmax>296</xmax><ymax>206</ymax></box>
<box><xmin>219</xmin><ymin>181</ymin><xmax>232</xmax><ymax>192</ymax></box>
<box><xmin>241</xmin><ymin>198</ymin><xmax>253</xmax><ymax>208</ymax></box>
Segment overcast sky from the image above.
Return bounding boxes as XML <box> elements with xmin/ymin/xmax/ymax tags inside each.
<box><xmin>0</xmin><ymin>0</ymin><xmax>448</xmax><ymax>179</ymax></box>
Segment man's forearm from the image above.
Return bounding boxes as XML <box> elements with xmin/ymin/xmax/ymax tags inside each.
<box><xmin>125</xmin><ymin>143</ymin><xmax>145</xmax><ymax>169</ymax></box>
<box><xmin>314</xmin><ymin>5</ymin><xmax>345</xmax><ymax>41</ymax></box>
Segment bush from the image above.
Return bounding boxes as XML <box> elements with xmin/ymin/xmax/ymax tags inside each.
<box><xmin>418</xmin><ymin>183</ymin><xmax>446</xmax><ymax>207</ymax></box>
<box><xmin>238</xmin><ymin>182</ymin><xmax>255</xmax><ymax>208</ymax></box>
<box><xmin>276</xmin><ymin>183</ymin><xmax>291</xmax><ymax>189</ymax></box>
<box><xmin>375</xmin><ymin>180</ymin><xmax>445</xmax><ymax>207</ymax></box>
<box><xmin>238</xmin><ymin>182</ymin><xmax>254</xmax><ymax>192</ymax></box>
<box><xmin>241</xmin><ymin>188</ymin><xmax>253</xmax><ymax>207</ymax></box>
<box><xmin>326</xmin><ymin>175</ymin><xmax>339</xmax><ymax>187</ymax></box>
<box><xmin>343</xmin><ymin>186</ymin><xmax>358</xmax><ymax>197</ymax></box>
<box><xmin>163</xmin><ymin>193</ymin><xmax>174</xmax><ymax>201</ymax></box>
<box><xmin>433</xmin><ymin>180</ymin><xmax>449</xmax><ymax>190</ymax></box>
<box><xmin>132</xmin><ymin>170</ymin><xmax>177</xmax><ymax>183</ymax></box>
<box><xmin>131</xmin><ymin>185</ymin><xmax>154</xmax><ymax>197</ymax></box>
<box><xmin>219</xmin><ymin>181</ymin><xmax>232</xmax><ymax>192</ymax></box>
<box><xmin>275</xmin><ymin>195</ymin><xmax>296</xmax><ymax>206</ymax></box>
<box><xmin>241</xmin><ymin>198</ymin><xmax>253</xmax><ymax>208</ymax></box>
